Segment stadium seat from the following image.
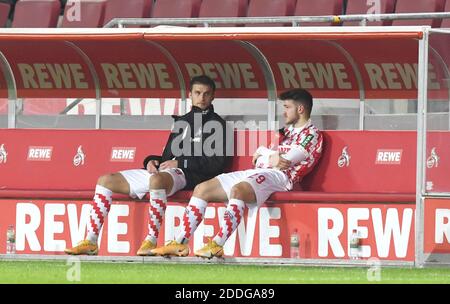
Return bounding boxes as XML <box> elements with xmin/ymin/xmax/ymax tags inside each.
<box><xmin>440</xmin><ymin>0</ymin><xmax>450</xmax><ymax>28</ymax></box>
<box><xmin>198</xmin><ymin>0</ymin><xmax>248</xmax><ymax>26</ymax></box>
<box><xmin>344</xmin><ymin>0</ymin><xmax>396</xmax><ymax>26</ymax></box>
<box><xmin>103</xmin><ymin>0</ymin><xmax>153</xmax><ymax>27</ymax></box>
<box><xmin>152</xmin><ymin>0</ymin><xmax>201</xmax><ymax>19</ymax></box>
<box><xmin>246</xmin><ymin>0</ymin><xmax>296</xmax><ymax>26</ymax></box>
<box><xmin>294</xmin><ymin>0</ymin><xmax>344</xmax><ymax>26</ymax></box>
<box><xmin>0</xmin><ymin>2</ymin><xmax>10</xmax><ymax>27</ymax></box>
<box><xmin>392</xmin><ymin>0</ymin><xmax>446</xmax><ymax>28</ymax></box>
<box><xmin>12</xmin><ymin>0</ymin><xmax>60</xmax><ymax>28</ymax></box>
<box><xmin>61</xmin><ymin>0</ymin><xmax>107</xmax><ymax>28</ymax></box>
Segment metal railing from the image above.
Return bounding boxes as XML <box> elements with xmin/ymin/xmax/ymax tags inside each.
<box><xmin>104</xmin><ymin>12</ymin><xmax>450</xmax><ymax>28</ymax></box>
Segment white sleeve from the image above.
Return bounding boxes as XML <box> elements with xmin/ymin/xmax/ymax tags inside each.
<box><xmin>256</xmin><ymin>146</ymin><xmax>276</xmax><ymax>157</ymax></box>
<box><xmin>282</xmin><ymin>146</ymin><xmax>309</xmax><ymax>165</ymax></box>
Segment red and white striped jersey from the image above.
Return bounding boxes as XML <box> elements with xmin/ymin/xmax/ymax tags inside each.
<box><xmin>255</xmin><ymin>120</ymin><xmax>323</xmax><ymax>189</ymax></box>
<box><xmin>279</xmin><ymin>120</ymin><xmax>323</xmax><ymax>188</ymax></box>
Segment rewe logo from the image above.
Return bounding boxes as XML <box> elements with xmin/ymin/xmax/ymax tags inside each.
<box><xmin>27</xmin><ymin>146</ymin><xmax>53</xmax><ymax>161</ymax></box>
<box><xmin>375</xmin><ymin>149</ymin><xmax>402</xmax><ymax>165</ymax></box>
<box><xmin>111</xmin><ymin>147</ymin><xmax>136</xmax><ymax>162</ymax></box>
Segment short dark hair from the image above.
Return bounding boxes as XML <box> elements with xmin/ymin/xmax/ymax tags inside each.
<box><xmin>279</xmin><ymin>89</ymin><xmax>313</xmax><ymax>117</ymax></box>
<box><xmin>189</xmin><ymin>75</ymin><xmax>216</xmax><ymax>93</ymax></box>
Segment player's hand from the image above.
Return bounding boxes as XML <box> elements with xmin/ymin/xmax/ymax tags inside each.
<box><xmin>146</xmin><ymin>160</ymin><xmax>159</xmax><ymax>173</ymax></box>
<box><xmin>159</xmin><ymin>160</ymin><xmax>178</xmax><ymax>170</ymax></box>
<box><xmin>252</xmin><ymin>152</ymin><xmax>261</xmax><ymax>165</ymax></box>
<box><xmin>269</xmin><ymin>152</ymin><xmax>291</xmax><ymax>170</ymax></box>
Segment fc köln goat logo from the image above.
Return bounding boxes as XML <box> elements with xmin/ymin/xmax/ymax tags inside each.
<box><xmin>337</xmin><ymin>146</ymin><xmax>350</xmax><ymax>167</ymax></box>
<box><xmin>0</xmin><ymin>144</ymin><xmax>7</xmax><ymax>164</ymax></box>
<box><xmin>73</xmin><ymin>145</ymin><xmax>86</xmax><ymax>167</ymax></box>
<box><xmin>426</xmin><ymin>147</ymin><xmax>439</xmax><ymax>169</ymax></box>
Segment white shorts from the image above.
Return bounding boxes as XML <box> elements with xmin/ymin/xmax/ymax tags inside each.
<box><xmin>216</xmin><ymin>168</ymin><xmax>291</xmax><ymax>206</ymax></box>
<box><xmin>119</xmin><ymin>168</ymin><xmax>187</xmax><ymax>199</ymax></box>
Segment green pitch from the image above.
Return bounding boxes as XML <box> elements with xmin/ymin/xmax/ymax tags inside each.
<box><xmin>0</xmin><ymin>261</ymin><xmax>449</xmax><ymax>284</ymax></box>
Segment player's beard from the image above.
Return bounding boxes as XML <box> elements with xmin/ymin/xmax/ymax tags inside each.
<box><xmin>285</xmin><ymin>114</ymin><xmax>299</xmax><ymax>126</ymax></box>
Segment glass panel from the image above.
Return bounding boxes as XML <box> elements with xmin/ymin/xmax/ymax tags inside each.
<box><xmin>0</xmin><ymin>98</ymin><xmax>7</xmax><ymax>128</ymax></box>
<box><xmin>16</xmin><ymin>98</ymin><xmax>96</xmax><ymax>129</ymax></box>
<box><xmin>100</xmin><ymin>97</ymin><xmax>269</xmax><ymax>130</ymax></box>
<box><xmin>214</xmin><ymin>98</ymin><xmax>269</xmax><ymax>130</ymax></box>
<box><xmin>425</xmin><ymin>31</ymin><xmax>450</xmax><ymax>194</ymax></box>
<box><xmin>276</xmin><ymin>98</ymin><xmax>359</xmax><ymax>130</ymax></box>
<box><xmin>365</xmin><ymin>99</ymin><xmax>418</xmax><ymax>130</ymax></box>
<box><xmin>101</xmin><ymin>98</ymin><xmax>179</xmax><ymax>130</ymax></box>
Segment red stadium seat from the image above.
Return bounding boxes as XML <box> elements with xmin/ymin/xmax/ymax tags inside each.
<box><xmin>344</xmin><ymin>0</ymin><xmax>396</xmax><ymax>26</ymax></box>
<box><xmin>152</xmin><ymin>0</ymin><xmax>201</xmax><ymax>19</ymax></box>
<box><xmin>0</xmin><ymin>2</ymin><xmax>10</xmax><ymax>27</ymax></box>
<box><xmin>294</xmin><ymin>0</ymin><xmax>344</xmax><ymax>26</ymax></box>
<box><xmin>103</xmin><ymin>0</ymin><xmax>153</xmax><ymax>27</ymax></box>
<box><xmin>12</xmin><ymin>0</ymin><xmax>60</xmax><ymax>28</ymax></box>
<box><xmin>199</xmin><ymin>0</ymin><xmax>247</xmax><ymax>18</ymax></box>
<box><xmin>440</xmin><ymin>0</ymin><xmax>450</xmax><ymax>28</ymax></box>
<box><xmin>246</xmin><ymin>0</ymin><xmax>296</xmax><ymax>26</ymax></box>
<box><xmin>198</xmin><ymin>0</ymin><xmax>248</xmax><ymax>26</ymax></box>
<box><xmin>392</xmin><ymin>0</ymin><xmax>446</xmax><ymax>28</ymax></box>
<box><xmin>61</xmin><ymin>0</ymin><xmax>107</xmax><ymax>28</ymax></box>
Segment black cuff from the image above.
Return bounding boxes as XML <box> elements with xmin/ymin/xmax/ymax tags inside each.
<box><xmin>143</xmin><ymin>155</ymin><xmax>162</xmax><ymax>169</ymax></box>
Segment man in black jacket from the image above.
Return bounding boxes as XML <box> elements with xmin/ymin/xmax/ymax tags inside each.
<box><xmin>64</xmin><ymin>75</ymin><xmax>228</xmax><ymax>256</ymax></box>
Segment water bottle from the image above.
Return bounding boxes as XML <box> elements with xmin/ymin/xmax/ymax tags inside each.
<box><xmin>290</xmin><ymin>228</ymin><xmax>300</xmax><ymax>258</ymax></box>
<box><xmin>349</xmin><ymin>229</ymin><xmax>360</xmax><ymax>260</ymax></box>
<box><xmin>6</xmin><ymin>225</ymin><xmax>16</xmax><ymax>254</ymax></box>
<box><xmin>304</xmin><ymin>233</ymin><xmax>311</xmax><ymax>258</ymax></box>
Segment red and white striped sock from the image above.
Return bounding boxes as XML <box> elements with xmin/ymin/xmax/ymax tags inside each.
<box><xmin>145</xmin><ymin>189</ymin><xmax>167</xmax><ymax>244</ymax></box>
<box><xmin>176</xmin><ymin>196</ymin><xmax>207</xmax><ymax>244</ymax></box>
<box><xmin>86</xmin><ymin>185</ymin><xmax>112</xmax><ymax>243</ymax></box>
<box><xmin>213</xmin><ymin>199</ymin><xmax>245</xmax><ymax>246</ymax></box>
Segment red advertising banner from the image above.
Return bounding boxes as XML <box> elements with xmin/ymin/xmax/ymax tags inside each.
<box><xmin>426</xmin><ymin>132</ymin><xmax>450</xmax><ymax>193</ymax></box>
<box><xmin>74</xmin><ymin>39</ymin><xmax>181</xmax><ymax>98</ymax></box>
<box><xmin>0</xmin><ymin>129</ymin><xmax>168</xmax><ymax>190</ymax></box>
<box><xmin>253</xmin><ymin>40</ymin><xmax>361</xmax><ymax>99</ymax></box>
<box><xmin>0</xmin><ymin>129</ymin><xmax>416</xmax><ymax>194</ymax></box>
<box><xmin>0</xmin><ymin>200</ymin><xmax>415</xmax><ymax>260</ymax></box>
<box><xmin>424</xmin><ymin>198</ymin><xmax>450</xmax><ymax>254</ymax></box>
<box><xmin>158</xmin><ymin>40</ymin><xmax>267</xmax><ymax>98</ymax></box>
<box><xmin>0</xmin><ymin>30</ymin><xmax>444</xmax><ymax>100</ymax></box>
<box><xmin>0</xmin><ymin>40</ymin><xmax>96</xmax><ymax>98</ymax></box>
<box><xmin>303</xmin><ymin>131</ymin><xmax>416</xmax><ymax>193</ymax></box>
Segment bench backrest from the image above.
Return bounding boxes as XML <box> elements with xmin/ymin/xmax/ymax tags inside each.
<box><xmin>0</xmin><ymin>129</ymin><xmax>418</xmax><ymax>193</ymax></box>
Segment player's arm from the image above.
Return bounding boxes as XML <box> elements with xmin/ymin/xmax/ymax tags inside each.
<box><xmin>143</xmin><ymin>124</ymin><xmax>180</xmax><ymax>172</ymax></box>
<box><xmin>281</xmin><ymin>145</ymin><xmax>309</xmax><ymax>165</ymax></box>
<box><xmin>258</xmin><ymin>145</ymin><xmax>308</xmax><ymax>169</ymax></box>
<box><xmin>253</xmin><ymin>146</ymin><xmax>276</xmax><ymax>168</ymax></box>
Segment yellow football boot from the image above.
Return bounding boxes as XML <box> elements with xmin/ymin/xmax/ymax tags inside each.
<box><xmin>150</xmin><ymin>240</ymin><xmax>189</xmax><ymax>257</ymax></box>
<box><xmin>64</xmin><ymin>240</ymin><xmax>98</xmax><ymax>255</ymax></box>
<box><xmin>194</xmin><ymin>240</ymin><xmax>223</xmax><ymax>259</ymax></box>
<box><xmin>136</xmin><ymin>240</ymin><xmax>157</xmax><ymax>256</ymax></box>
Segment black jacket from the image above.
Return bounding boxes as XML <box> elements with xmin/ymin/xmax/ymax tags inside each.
<box><xmin>143</xmin><ymin>105</ymin><xmax>229</xmax><ymax>190</ymax></box>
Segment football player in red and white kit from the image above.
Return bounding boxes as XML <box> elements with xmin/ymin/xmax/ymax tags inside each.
<box><xmin>152</xmin><ymin>89</ymin><xmax>323</xmax><ymax>258</ymax></box>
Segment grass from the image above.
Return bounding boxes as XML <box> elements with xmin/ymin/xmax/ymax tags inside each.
<box><xmin>0</xmin><ymin>261</ymin><xmax>450</xmax><ymax>284</ymax></box>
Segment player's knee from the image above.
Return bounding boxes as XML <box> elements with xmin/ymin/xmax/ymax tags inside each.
<box><xmin>149</xmin><ymin>173</ymin><xmax>167</xmax><ymax>190</ymax></box>
<box><xmin>230</xmin><ymin>182</ymin><xmax>251</xmax><ymax>201</ymax></box>
<box><xmin>193</xmin><ymin>182</ymin><xmax>209</xmax><ymax>200</ymax></box>
<box><xmin>97</xmin><ymin>174</ymin><xmax>115</xmax><ymax>189</ymax></box>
